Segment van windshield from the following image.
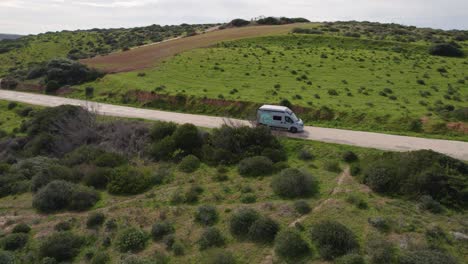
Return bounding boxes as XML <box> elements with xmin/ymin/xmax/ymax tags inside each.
<box><xmin>286</xmin><ymin>110</ymin><xmax>299</xmax><ymax>122</ymax></box>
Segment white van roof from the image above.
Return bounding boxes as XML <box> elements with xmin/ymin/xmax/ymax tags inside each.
<box><xmin>259</xmin><ymin>105</ymin><xmax>290</xmax><ymax>112</ymax></box>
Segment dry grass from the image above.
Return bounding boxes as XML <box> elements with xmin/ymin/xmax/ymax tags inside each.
<box><xmin>81</xmin><ymin>23</ymin><xmax>314</xmax><ymax>73</ymax></box>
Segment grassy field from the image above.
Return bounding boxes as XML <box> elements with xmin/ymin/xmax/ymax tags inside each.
<box><xmin>73</xmin><ymin>34</ymin><xmax>468</xmax><ymax>139</ymax></box>
<box><xmin>0</xmin><ymin>100</ymin><xmax>40</xmax><ymax>135</ymax></box>
<box><xmin>81</xmin><ymin>23</ymin><xmax>314</xmax><ymax>73</ymax></box>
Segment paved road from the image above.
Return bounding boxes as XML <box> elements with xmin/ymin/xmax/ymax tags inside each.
<box><xmin>1</xmin><ymin>90</ymin><xmax>467</xmax><ymax>160</ymax></box>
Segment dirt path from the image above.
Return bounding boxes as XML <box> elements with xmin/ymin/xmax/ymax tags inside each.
<box><xmin>1</xmin><ymin>90</ymin><xmax>467</xmax><ymax>160</ymax></box>
<box><xmin>262</xmin><ymin>167</ymin><xmax>352</xmax><ymax>264</ymax></box>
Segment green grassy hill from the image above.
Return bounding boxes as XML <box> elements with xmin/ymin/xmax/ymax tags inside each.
<box><xmin>0</xmin><ymin>24</ymin><xmax>215</xmax><ymax>76</ymax></box>
<box><xmin>73</xmin><ymin>33</ymin><xmax>468</xmax><ymax>139</ymax></box>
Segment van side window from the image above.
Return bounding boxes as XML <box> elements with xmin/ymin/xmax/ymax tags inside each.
<box><xmin>273</xmin><ymin>116</ymin><xmax>282</xmax><ymax>121</ymax></box>
<box><xmin>285</xmin><ymin>116</ymin><xmax>293</xmax><ymax>123</ymax></box>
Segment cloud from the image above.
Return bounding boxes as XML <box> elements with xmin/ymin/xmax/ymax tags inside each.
<box><xmin>0</xmin><ymin>0</ymin><xmax>466</xmax><ymax>34</ymax></box>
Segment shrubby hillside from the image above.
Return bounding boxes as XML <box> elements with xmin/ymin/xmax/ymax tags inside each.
<box><xmin>0</xmin><ymin>102</ymin><xmax>466</xmax><ymax>263</ymax></box>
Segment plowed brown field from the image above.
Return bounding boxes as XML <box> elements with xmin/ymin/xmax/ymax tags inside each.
<box><xmin>81</xmin><ymin>23</ymin><xmax>310</xmax><ymax>73</ymax></box>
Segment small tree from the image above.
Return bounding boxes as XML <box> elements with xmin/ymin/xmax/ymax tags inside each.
<box><xmin>310</xmin><ymin>220</ymin><xmax>359</xmax><ymax>260</ymax></box>
<box><xmin>229</xmin><ymin>208</ymin><xmax>260</xmax><ymax>237</ymax></box>
<box><xmin>39</xmin><ymin>232</ymin><xmax>84</xmax><ymax>262</ymax></box>
<box><xmin>272</xmin><ymin>168</ymin><xmax>318</xmax><ymax>198</ymax></box>
<box><xmin>195</xmin><ymin>205</ymin><xmax>219</xmax><ymax>226</ymax></box>
<box><xmin>151</xmin><ymin>221</ymin><xmax>175</xmax><ymax>241</ymax></box>
<box><xmin>248</xmin><ymin>216</ymin><xmax>280</xmax><ymax>243</ymax></box>
<box><xmin>198</xmin><ymin>227</ymin><xmax>225</xmax><ymax>250</ymax></box>
<box><xmin>238</xmin><ymin>156</ymin><xmax>274</xmax><ymax>177</ymax></box>
<box><xmin>274</xmin><ymin>229</ymin><xmax>310</xmax><ymax>259</ymax></box>
<box><xmin>116</xmin><ymin>227</ymin><xmax>148</xmax><ymax>253</ymax></box>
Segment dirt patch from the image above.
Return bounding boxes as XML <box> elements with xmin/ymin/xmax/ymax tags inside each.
<box><xmin>447</xmin><ymin>122</ymin><xmax>468</xmax><ymax>134</ymax></box>
<box><xmin>81</xmin><ymin>24</ymin><xmax>306</xmax><ymax>73</ymax></box>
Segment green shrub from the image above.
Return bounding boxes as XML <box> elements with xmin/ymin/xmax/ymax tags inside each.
<box><xmin>172</xmin><ymin>123</ymin><xmax>203</xmax><ymax>154</ymax></box>
<box><xmin>298</xmin><ymin>148</ymin><xmax>314</xmax><ymax>160</ymax></box>
<box><xmin>346</xmin><ymin>195</ymin><xmax>368</xmax><ymax>209</ymax></box>
<box><xmin>229</xmin><ymin>18</ymin><xmax>250</xmax><ymax>27</ymax></box>
<box><xmin>294</xmin><ymin>200</ymin><xmax>311</xmax><ymax>215</ymax></box>
<box><xmin>368</xmin><ymin>217</ymin><xmax>391</xmax><ymax>233</ymax></box>
<box><xmin>324</xmin><ymin>161</ymin><xmax>341</xmax><ymax>172</ymax></box>
<box><xmin>198</xmin><ymin>227</ymin><xmax>225</xmax><ymax>250</ymax></box>
<box><xmin>184</xmin><ymin>185</ymin><xmax>203</xmax><ymax>203</ymax></box>
<box><xmin>91</xmin><ymin>252</ymin><xmax>110</xmax><ymax>264</ymax></box>
<box><xmin>0</xmin><ymin>250</ymin><xmax>14</xmax><ymax>264</ymax></box>
<box><xmin>272</xmin><ymin>168</ymin><xmax>318</xmax><ymax>198</ymax></box>
<box><xmin>240</xmin><ymin>194</ymin><xmax>257</xmax><ymax>204</ymax></box>
<box><xmin>45</xmin><ymin>80</ymin><xmax>61</xmax><ymax>94</ymax></box>
<box><xmin>62</xmin><ymin>145</ymin><xmax>105</xmax><ymax>166</ymax></box>
<box><xmin>261</xmin><ymin>148</ymin><xmax>287</xmax><ymax>163</ymax></box>
<box><xmin>94</xmin><ymin>152</ymin><xmax>126</xmax><ymax>167</ymax></box>
<box><xmin>195</xmin><ymin>205</ymin><xmax>219</xmax><ymax>226</ymax></box>
<box><xmin>86</xmin><ymin>212</ymin><xmax>106</xmax><ymax>228</ymax></box>
<box><xmin>229</xmin><ymin>208</ymin><xmax>260</xmax><ymax>237</ymax></box>
<box><xmin>238</xmin><ymin>156</ymin><xmax>273</xmax><ymax>177</ymax></box>
<box><xmin>54</xmin><ymin>221</ymin><xmax>72</xmax><ymax>231</ymax></box>
<box><xmin>248</xmin><ymin>216</ymin><xmax>280</xmax><ymax>243</ymax></box>
<box><xmin>334</xmin><ymin>254</ymin><xmax>365</xmax><ymax>264</ymax></box>
<box><xmin>151</xmin><ymin>164</ymin><xmax>173</xmax><ymax>185</ymax></box>
<box><xmin>172</xmin><ymin>240</ymin><xmax>185</xmax><ymax>256</ymax></box>
<box><xmin>429</xmin><ymin>43</ymin><xmax>464</xmax><ymax>57</ymax></box>
<box><xmin>12</xmin><ymin>223</ymin><xmax>31</xmax><ymax>234</ymax></box>
<box><xmin>39</xmin><ymin>232</ymin><xmax>84</xmax><ymax>262</ymax></box>
<box><xmin>32</xmin><ymin>180</ymin><xmax>71</xmax><ymax>212</ymax></box>
<box><xmin>205</xmin><ymin>249</ymin><xmax>236</xmax><ymax>264</ymax></box>
<box><xmin>85</xmin><ymin>86</ymin><xmax>94</xmax><ymax>98</ymax></box>
<box><xmin>310</xmin><ymin>220</ymin><xmax>359</xmax><ymax>260</ymax></box>
<box><xmin>342</xmin><ymin>151</ymin><xmax>358</xmax><ymax>162</ymax></box>
<box><xmin>151</xmin><ymin>221</ymin><xmax>175</xmax><ymax>241</ymax></box>
<box><xmin>31</xmin><ymin>164</ymin><xmax>74</xmax><ymax>192</ymax></box>
<box><xmin>7</xmin><ymin>102</ymin><xmax>17</xmax><ymax>110</ymax></box>
<box><xmin>178</xmin><ymin>155</ymin><xmax>200</xmax><ymax>173</ymax></box>
<box><xmin>149</xmin><ymin>137</ymin><xmax>176</xmax><ymax>161</ymax></box>
<box><xmin>116</xmin><ymin>227</ymin><xmax>148</xmax><ymax>253</ymax></box>
<box><xmin>399</xmin><ymin>250</ymin><xmax>457</xmax><ymax>264</ymax></box>
<box><xmin>274</xmin><ymin>229</ymin><xmax>310</xmax><ymax>259</ymax></box>
<box><xmin>1</xmin><ymin>233</ymin><xmax>28</xmax><ymax>251</ymax></box>
<box><xmin>83</xmin><ymin>167</ymin><xmax>110</xmax><ymax>189</ymax></box>
<box><xmin>68</xmin><ymin>184</ymin><xmax>100</xmax><ymax>211</ymax></box>
<box><xmin>107</xmin><ymin>166</ymin><xmax>151</xmax><ymax>195</ymax></box>
<box><xmin>150</xmin><ymin>122</ymin><xmax>177</xmax><ymax>140</ymax></box>
<box><xmin>418</xmin><ymin>195</ymin><xmax>443</xmax><ymax>213</ymax></box>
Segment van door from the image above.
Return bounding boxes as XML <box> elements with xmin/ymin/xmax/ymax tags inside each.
<box><xmin>272</xmin><ymin>114</ymin><xmax>285</xmax><ymax>128</ymax></box>
<box><xmin>285</xmin><ymin>116</ymin><xmax>294</xmax><ymax>130</ymax></box>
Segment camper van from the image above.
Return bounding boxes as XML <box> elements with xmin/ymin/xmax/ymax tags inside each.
<box><xmin>256</xmin><ymin>105</ymin><xmax>304</xmax><ymax>133</ymax></box>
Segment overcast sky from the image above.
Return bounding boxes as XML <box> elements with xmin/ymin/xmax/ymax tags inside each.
<box><xmin>1</xmin><ymin>0</ymin><xmax>467</xmax><ymax>35</ymax></box>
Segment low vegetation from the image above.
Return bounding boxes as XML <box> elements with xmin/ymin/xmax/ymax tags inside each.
<box><xmin>0</xmin><ymin>103</ymin><xmax>466</xmax><ymax>263</ymax></box>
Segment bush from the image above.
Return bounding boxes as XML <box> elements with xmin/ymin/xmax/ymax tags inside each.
<box><xmin>32</xmin><ymin>180</ymin><xmax>71</xmax><ymax>212</ymax></box>
<box><xmin>229</xmin><ymin>18</ymin><xmax>250</xmax><ymax>27</ymax></box>
<box><xmin>150</xmin><ymin>122</ymin><xmax>177</xmax><ymax>141</ymax></box>
<box><xmin>205</xmin><ymin>249</ymin><xmax>236</xmax><ymax>264</ymax></box>
<box><xmin>418</xmin><ymin>195</ymin><xmax>443</xmax><ymax>213</ymax></box>
<box><xmin>261</xmin><ymin>148</ymin><xmax>287</xmax><ymax>163</ymax></box>
<box><xmin>324</xmin><ymin>161</ymin><xmax>341</xmax><ymax>172</ymax></box>
<box><xmin>298</xmin><ymin>148</ymin><xmax>314</xmax><ymax>160</ymax></box>
<box><xmin>198</xmin><ymin>227</ymin><xmax>225</xmax><ymax>250</ymax></box>
<box><xmin>86</xmin><ymin>212</ymin><xmax>106</xmax><ymax>228</ymax></box>
<box><xmin>7</xmin><ymin>102</ymin><xmax>17</xmax><ymax>110</ymax></box>
<box><xmin>116</xmin><ymin>227</ymin><xmax>148</xmax><ymax>252</ymax></box>
<box><xmin>238</xmin><ymin>156</ymin><xmax>274</xmax><ymax>177</ymax></box>
<box><xmin>274</xmin><ymin>229</ymin><xmax>310</xmax><ymax>259</ymax></box>
<box><xmin>272</xmin><ymin>168</ymin><xmax>318</xmax><ymax>198</ymax></box>
<box><xmin>12</xmin><ymin>223</ymin><xmax>31</xmax><ymax>234</ymax></box>
<box><xmin>68</xmin><ymin>185</ymin><xmax>100</xmax><ymax>211</ymax></box>
<box><xmin>229</xmin><ymin>208</ymin><xmax>260</xmax><ymax>237</ymax></box>
<box><xmin>429</xmin><ymin>43</ymin><xmax>464</xmax><ymax>57</ymax></box>
<box><xmin>91</xmin><ymin>252</ymin><xmax>110</xmax><ymax>264</ymax></box>
<box><xmin>83</xmin><ymin>167</ymin><xmax>110</xmax><ymax>189</ymax></box>
<box><xmin>33</xmin><ymin>180</ymin><xmax>98</xmax><ymax>213</ymax></box>
<box><xmin>195</xmin><ymin>205</ymin><xmax>219</xmax><ymax>226</ymax></box>
<box><xmin>172</xmin><ymin>123</ymin><xmax>203</xmax><ymax>154</ymax></box>
<box><xmin>94</xmin><ymin>152</ymin><xmax>126</xmax><ymax>167</ymax></box>
<box><xmin>310</xmin><ymin>220</ymin><xmax>359</xmax><ymax>260</ymax></box>
<box><xmin>62</xmin><ymin>145</ymin><xmax>105</xmax><ymax>166</ymax></box>
<box><xmin>45</xmin><ymin>80</ymin><xmax>61</xmax><ymax>94</ymax></box>
<box><xmin>367</xmin><ymin>237</ymin><xmax>397</xmax><ymax>264</ymax></box>
<box><xmin>107</xmin><ymin>166</ymin><xmax>151</xmax><ymax>195</ymax></box>
<box><xmin>151</xmin><ymin>164</ymin><xmax>172</xmax><ymax>185</ymax></box>
<box><xmin>342</xmin><ymin>151</ymin><xmax>358</xmax><ymax>162</ymax></box>
<box><xmin>39</xmin><ymin>232</ymin><xmax>84</xmax><ymax>262</ymax></box>
<box><xmin>172</xmin><ymin>241</ymin><xmax>185</xmax><ymax>256</ymax></box>
<box><xmin>55</xmin><ymin>221</ymin><xmax>72</xmax><ymax>231</ymax></box>
<box><xmin>346</xmin><ymin>195</ymin><xmax>368</xmax><ymax>209</ymax></box>
<box><xmin>178</xmin><ymin>155</ymin><xmax>200</xmax><ymax>173</ymax></box>
<box><xmin>150</xmin><ymin>136</ymin><xmax>176</xmax><ymax>161</ymax></box>
<box><xmin>335</xmin><ymin>254</ymin><xmax>365</xmax><ymax>264</ymax></box>
<box><xmin>294</xmin><ymin>200</ymin><xmax>311</xmax><ymax>215</ymax></box>
<box><xmin>85</xmin><ymin>86</ymin><xmax>94</xmax><ymax>98</ymax></box>
<box><xmin>31</xmin><ymin>164</ymin><xmax>74</xmax><ymax>192</ymax></box>
<box><xmin>248</xmin><ymin>216</ymin><xmax>280</xmax><ymax>243</ymax></box>
<box><xmin>240</xmin><ymin>194</ymin><xmax>256</xmax><ymax>204</ymax></box>
<box><xmin>368</xmin><ymin>217</ymin><xmax>391</xmax><ymax>233</ymax></box>
<box><xmin>399</xmin><ymin>250</ymin><xmax>457</xmax><ymax>264</ymax></box>
<box><xmin>0</xmin><ymin>250</ymin><xmax>14</xmax><ymax>264</ymax></box>
<box><xmin>151</xmin><ymin>221</ymin><xmax>175</xmax><ymax>241</ymax></box>
<box><xmin>1</xmin><ymin>233</ymin><xmax>28</xmax><ymax>251</ymax></box>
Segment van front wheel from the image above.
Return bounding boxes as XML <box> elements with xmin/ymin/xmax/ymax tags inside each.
<box><xmin>289</xmin><ymin>127</ymin><xmax>298</xmax><ymax>133</ymax></box>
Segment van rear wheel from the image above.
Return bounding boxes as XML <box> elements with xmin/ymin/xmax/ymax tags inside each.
<box><xmin>289</xmin><ymin>127</ymin><xmax>298</xmax><ymax>133</ymax></box>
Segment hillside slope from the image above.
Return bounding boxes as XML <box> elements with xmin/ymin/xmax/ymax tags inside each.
<box><xmin>80</xmin><ymin>23</ymin><xmax>312</xmax><ymax>73</ymax></box>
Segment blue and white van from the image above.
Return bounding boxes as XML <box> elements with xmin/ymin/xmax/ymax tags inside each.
<box><xmin>256</xmin><ymin>105</ymin><xmax>304</xmax><ymax>133</ymax></box>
